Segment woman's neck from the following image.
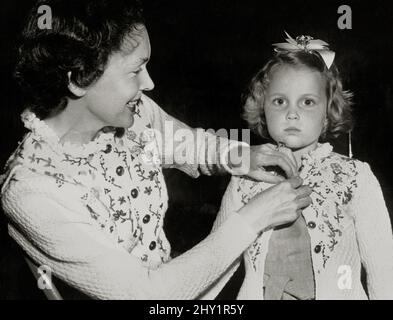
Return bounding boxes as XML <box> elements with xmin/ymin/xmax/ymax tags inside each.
<box><xmin>45</xmin><ymin>100</ymin><xmax>104</xmax><ymax>146</ymax></box>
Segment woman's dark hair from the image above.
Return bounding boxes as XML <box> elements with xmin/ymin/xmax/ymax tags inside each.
<box><xmin>15</xmin><ymin>0</ymin><xmax>145</xmax><ymax>119</ymax></box>
<box><xmin>243</xmin><ymin>50</ymin><xmax>354</xmax><ymax>140</ymax></box>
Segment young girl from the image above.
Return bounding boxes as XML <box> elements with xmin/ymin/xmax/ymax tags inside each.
<box><xmin>202</xmin><ymin>33</ymin><xmax>393</xmax><ymax>300</ymax></box>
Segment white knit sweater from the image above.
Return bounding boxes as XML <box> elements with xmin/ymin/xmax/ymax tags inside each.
<box><xmin>201</xmin><ymin>144</ymin><xmax>393</xmax><ymax>300</ymax></box>
<box><xmin>1</xmin><ymin>95</ymin><xmax>256</xmax><ymax>299</ymax></box>
<box><xmin>2</xmin><ymin>176</ymin><xmax>256</xmax><ymax>299</ymax></box>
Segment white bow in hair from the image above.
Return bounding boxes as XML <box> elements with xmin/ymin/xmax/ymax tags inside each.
<box><xmin>272</xmin><ymin>31</ymin><xmax>335</xmax><ymax>69</ymax></box>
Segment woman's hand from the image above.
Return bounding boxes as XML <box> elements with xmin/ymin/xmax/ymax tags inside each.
<box><xmin>238</xmin><ymin>176</ymin><xmax>311</xmax><ymax>234</ymax></box>
<box><xmin>228</xmin><ymin>144</ymin><xmax>299</xmax><ymax>184</ymax></box>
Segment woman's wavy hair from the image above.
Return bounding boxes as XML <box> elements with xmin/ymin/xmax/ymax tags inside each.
<box><xmin>243</xmin><ymin>50</ymin><xmax>354</xmax><ymax>140</ymax></box>
<box><xmin>14</xmin><ymin>0</ymin><xmax>145</xmax><ymax>119</ymax></box>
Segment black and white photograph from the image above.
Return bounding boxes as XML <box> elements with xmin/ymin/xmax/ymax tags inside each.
<box><xmin>0</xmin><ymin>0</ymin><xmax>392</xmax><ymax>305</ymax></box>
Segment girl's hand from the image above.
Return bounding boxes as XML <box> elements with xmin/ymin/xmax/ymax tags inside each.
<box><xmin>238</xmin><ymin>176</ymin><xmax>311</xmax><ymax>234</ymax></box>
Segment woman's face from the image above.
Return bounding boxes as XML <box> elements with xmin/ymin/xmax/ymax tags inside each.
<box><xmin>82</xmin><ymin>25</ymin><xmax>154</xmax><ymax>129</ymax></box>
<box><xmin>263</xmin><ymin>65</ymin><xmax>327</xmax><ymax>153</ymax></box>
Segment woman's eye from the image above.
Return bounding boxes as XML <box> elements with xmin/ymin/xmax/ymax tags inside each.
<box><xmin>302</xmin><ymin>99</ymin><xmax>316</xmax><ymax>107</ymax></box>
<box><xmin>272</xmin><ymin>98</ymin><xmax>286</xmax><ymax>106</ymax></box>
<box><xmin>129</xmin><ymin>68</ymin><xmax>142</xmax><ymax>76</ymax></box>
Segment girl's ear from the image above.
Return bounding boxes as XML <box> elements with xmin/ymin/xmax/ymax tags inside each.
<box><xmin>324</xmin><ymin>117</ymin><xmax>329</xmax><ymax>130</ymax></box>
<box><xmin>321</xmin><ymin>117</ymin><xmax>329</xmax><ymax>138</ymax></box>
<box><xmin>67</xmin><ymin>71</ymin><xmax>86</xmax><ymax>97</ymax></box>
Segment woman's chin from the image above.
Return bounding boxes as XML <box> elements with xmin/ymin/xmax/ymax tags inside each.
<box><xmin>125</xmin><ymin>115</ymin><xmax>134</xmax><ymax>128</ymax></box>
<box><xmin>117</xmin><ymin>110</ymin><xmax>135</xmax><ymax>128</ymax></box>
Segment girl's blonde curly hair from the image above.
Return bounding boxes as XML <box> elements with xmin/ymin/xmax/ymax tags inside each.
<box><xmin>243</xmin><ymin>50</ymin><xmax>353</xmax><ymax>140</ymax></box>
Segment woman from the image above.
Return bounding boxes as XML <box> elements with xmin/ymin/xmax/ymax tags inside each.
<box><xmin>1</xmin><ymin>0</ymin><xmax>311</xmax><ymax>299</ymax></box>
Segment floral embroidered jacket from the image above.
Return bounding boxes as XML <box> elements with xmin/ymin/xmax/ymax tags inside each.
<box><xmin>0</xmin><ymin>94</ymin><xmax>256</xmax><ymax>299</ymax></box>
<box><xmin>201</xmin><ymin>143</ymin><xmax>393</xmax><ymax>300</ymax></box>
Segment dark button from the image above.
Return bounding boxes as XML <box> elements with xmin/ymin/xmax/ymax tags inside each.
<box><xmin>131</xmin><ymin>188</ymin><xmax>139</xmax><ymax>198</ymax></box>
<box><xmin>307</xmin><ymin>221</ymin><xmax>316</xmax><ymax>229</ymax></box>
<box><xmin>104</xmin><ymin>144</ymin><xmax>112</xmax><ymax>154</ymax></box>
<box><xmin>314</xmin><ymin>245</ymin><xmax>322</xmax><ymax>254</ymax></box>
<box><xmin>149</xmin><ymin>241</ymin><xmax>156</xmax><ymax>250</ymax></box>
<box><xmin>143</xmin><ymin>215</ymin><xmax>151</xmax><ymax>224</ymax></box>
<box><xmin>116</xmin><ymin>166</ymin><xmax>124</xmax><ymax>176</ymax></box>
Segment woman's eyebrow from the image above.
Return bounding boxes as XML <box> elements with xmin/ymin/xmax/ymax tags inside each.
<box><xmin>134</xmin><ymin>57</ymin><xmax>149</xmax><ymax>66</ymax></box>
<box><xmin>123</xmin><ymin>57</ymin><xmax>149</xmax><ymax>69</ymax></box>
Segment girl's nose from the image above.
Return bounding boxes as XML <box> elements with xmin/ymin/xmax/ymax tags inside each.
<box><xmin>139</xmin><ymin>69</ymin><xmax>155</xmax><ymax>91</ymax></box>
<box><xmin>286</xmin><ymin>106</ymin><xmax>299</xmax><ymax>120</ymax></box>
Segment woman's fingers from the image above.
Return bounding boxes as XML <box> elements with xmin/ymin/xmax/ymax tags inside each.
<box><xmin>257</xmin><ymin>153</ymin><xmax>296</xmax><ymax>179</ymax></box>
<box><xmin>247</xmin><ymin>144</ymin><xmax>299</xmax><ymax>183</ymax></box>
<box><xmin>251</xmin><ymin>145</ymin><xmax>297</xmax><ymax>178</ymax></box>
<box><xmin>296</xmin><ymin>194</ymin><xmax>312</xmax><ymax>210</ymax></box>
<box><xmin>266</xmin><ymin>150</ymin><xmax>298</xmax><ymax>178</ymax></box>
<box><xmin>238</xmin><ymin>174</ymin><xmax>313</xmax><ymax>234</ymax></box>
<box><xmin>286</xmin><ymin>176</ymin><xmax>304</xmax><ymax>189</ymax></box>
<box><xmin>277</xmin><ymin>145</ymin><xmax>298</xmax><ymax>172</ymax></box>
<box><xmin>247</xmin><ymin>170</ymin><xmax>285</xmax><ymax>184</ymax></box>
<box><xmin>263</xmin><ymin>143</ymin><xmax>297</xmax><ymax>171</ymax></box>
<box><xmin>295</xmin><ymin>185</ymin><xmax>312</xmax><ymax>198</ymax></box>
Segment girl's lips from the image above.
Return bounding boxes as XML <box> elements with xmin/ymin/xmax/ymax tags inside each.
<box><xmin>284</xmin><ymin>127</ymin><xmax>301</xmax><ymax>132</ymax></box>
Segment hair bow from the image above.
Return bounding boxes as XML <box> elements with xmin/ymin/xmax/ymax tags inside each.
<box><xmin>272</xmin><ymin>31</ymin><xmax>335</xmax><ymax>69</ymax></box>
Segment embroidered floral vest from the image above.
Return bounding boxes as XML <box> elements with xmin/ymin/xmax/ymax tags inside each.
<box><xmin>237</xmin><ymin>143</ymin><xmax>359</xmax><ymax>275</ymax></box>
<box><xmin>4</xmin><ymin>101</ymin><xmax>170</xmax><ymax>268</ymax></box>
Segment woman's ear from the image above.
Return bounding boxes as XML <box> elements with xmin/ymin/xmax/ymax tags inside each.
<box><xmin>67</xmin><ymin>71</ymin><xmax>86</xmax><ymax>97</ymax></box>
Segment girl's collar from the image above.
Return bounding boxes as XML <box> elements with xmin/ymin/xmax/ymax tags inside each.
<box><xmin>300</xmin><ymin>142</ymin><xmax>333</xmax><ymax>166</ymax></box>
<box><xmin>21</xmin><ymin>109</ymin><xmax>116</xmax><ymax>156</ymax></box>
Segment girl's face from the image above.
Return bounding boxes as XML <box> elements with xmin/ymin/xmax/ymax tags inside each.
<box><xmin>264</xmin><ymin>65</ymin><xmax>327</xmax><ymax>153</ymax></box>
<box><xmin>82</xmin><ymin>25</ymin><xmax>154</xmax><ymax>130</ymax></box>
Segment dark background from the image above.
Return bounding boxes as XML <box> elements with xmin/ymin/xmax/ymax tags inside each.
<box><xmin>0</xmin><ymin>0</ymin><xmax>392</xmax><ymax>299</ymax></box>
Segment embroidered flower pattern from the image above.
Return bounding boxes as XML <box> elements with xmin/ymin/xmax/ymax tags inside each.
<box><xmin>248</xmin><ymin>241</ymin><xmax>263</xmax><ymax>272</ymax></box>
<box><xmin>5</xmin><ymin>98</ymin><xmax>171</xmax><ymax>267</ymax></box>
<box><xmin>298</xmin><ymin>145</ymin><xmax>359</xmax><ymax>268</ymax></box>
<box><xmin>236</xmin><ymin>143</ymin><xmax>360</xmax><ymax>271</ymax></box>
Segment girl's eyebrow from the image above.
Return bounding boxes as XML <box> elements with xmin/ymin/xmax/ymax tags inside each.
<box><xmin>267</xmin><ymin>92</ymin><xmax>286</xmax><ymax>96</ymax></box>
<box><xmin>301</xmin><ymin>93</ymin><xmax>321</xmax><ymax>98</ymax></box>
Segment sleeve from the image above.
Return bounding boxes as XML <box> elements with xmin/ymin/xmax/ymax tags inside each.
<box><xmin>141</xmin><ymin>94</ymin><xmax>249</xmax><ymax>178</ymax></box>
<box><xmin>353</xmin><ymin>162</ymin><xmax>393</xmax><ymax>299</ymax></box>
<box><xmin>2</xmin><ymin>179</ymin><xmax>257</xmax><ymax>300</ymax></box>
<box><xmin>199</xmin><ymin>177</ymin><xmax>245</xmax><ymax>299</ymax></box>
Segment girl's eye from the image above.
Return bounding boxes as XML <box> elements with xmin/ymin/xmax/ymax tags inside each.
<box><xmin>302</xmin><ymin>98</ymin><xmax>316</xmax><ymax>107</ymax></box>
<box><xmin>272</xmin><ymin>98</ymin><xmax>286</xmax><ymax>106</ymax></box>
